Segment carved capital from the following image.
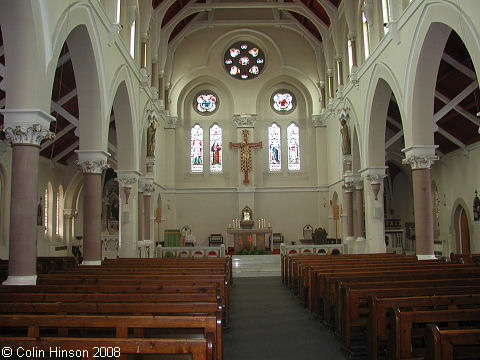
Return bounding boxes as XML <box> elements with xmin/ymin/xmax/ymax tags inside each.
<box><xmin>311</xmin><ymin>114</ymin><xmax>326</xmax><ymax>127</ymax></box>
<box><xmin>76</xmin><ymin>159</ymin><xmax>109</xmax><ymax>174</ymax></box>
<box><xmin>146</xmin><ymin>103</ymin><xmax>159</xmax><ymax>125</ymax></box>
<box><xmin>402</xmin><ymin>155</ymin><xmax>438</xmax><ymax>170</ymax></box>
<box><xmin>1</xmin><ymin>124</ymin><xmax>54</xmax><ymax>146</ymax></box>
<box><xmin>143</xmin><ymin>184</ymin><xmax>155</xmax><ymax>195</ymax></box>
<box><xmin>233</xmin><ymin>114</ymin><xmax>258</xmax><ymax>128</ymax></box>
<box><xmin>365</xmin><ymin>174</ymin><xmax>385</xmax><ymax>184</ymax></box>
<box><xmin>164</xmin><ymin>115</ymin><xmax>178</xmax><ymax>129</ymax></box>
<box><xmin>117</xmin><ymin>177</ymin><xmax>137</xmax><ymax>188</ymax></box>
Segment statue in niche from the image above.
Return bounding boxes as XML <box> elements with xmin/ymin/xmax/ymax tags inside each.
<box><xmin>147</xmin><ymin>121</ymin><xmax>157</xmax><ymax>157</ymax></box>
<box><xmin>37</xmin><ymin>197</ymin><xmax>43</xmax><ymax>226</ymax></box>
<box><xmin>340</xmin><ymin>118</ymin><xmax>351</xmax><ymax>155</ymax></box>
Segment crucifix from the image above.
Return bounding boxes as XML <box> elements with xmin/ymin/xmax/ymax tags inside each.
<box><xmin>229</xmin><ymin>129</ymin><xmax>262</xmax><ymax>184</ymax></box>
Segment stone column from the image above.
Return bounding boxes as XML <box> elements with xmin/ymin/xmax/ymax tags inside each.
<box><xmin>348</xmin><ymin>35</ymin><xmax>357</xmax><ymax>69</ymax></box>
<box><xmin>76</xmin><ymin>151</ymin><xmax>109</xmax><ymax>265</ymax></box>
<box><xmin>158</xmin><ymin>74</ymin><xmax>164</xmax><ymax>102</ymax></box>
<box><xmin>116</xmin><ymin>171</ymin><xmax>140</xmax><ymax>258</ymax></box>
<box><xmin>319</xmin><ymin>81</ymin><xmax>326</xmax><ymax>111</ymax></box>
<box><xmin>354</xmin><ymin>182</ymin><xmax>365</xmax><ymax>242</ymax></box>
<box><xmin>403</xmin><ymin>147</ymin><xmax>438</xmax><ymax>260</ymax></box>
<box><xmin>343</xmin><ymin>184</ymin><xmax>355</xmax><ymax>250</ymax></box>
<box><xmin>1</xmin><ymin>110</ymin><xmax>54</xmax><ymax>285</ymax></box>
<box><xmin>336</xmin><ymin>56</ymin><xmax>344</xmax><ymax>88</ymax></box>
<box><xmin>151</xmin><ymin>60</ymin><xmax>158</xmax><ymax>89</ymax></box>
<box><xmin>140</xmin><ymin>40</ymin><xmax>147</xmax><ymax>69</ymax></box>
<box><xmin>327</xmin><ymin>69</ymin><xmax>335</xmax><ymax>103</ymax></box>
<box><xmin>137</xmin><ymin>182</ymin><xmax>144</xmax><ymax>243</ymax></box>
<box><xmin>360</xmin><ymin>167</ymin><xmax>387</xmax><ymax>254</ymax></box>
<box><xmin>143</xmin><ymin>184</ymin><xmax>154</xmax><ymax>242</ymax></box>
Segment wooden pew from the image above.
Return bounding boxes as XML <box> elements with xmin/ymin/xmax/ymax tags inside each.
<box><xmin>388</xmin><ymin>307</ymin><xmax>480</xmax><ymax>360</ymax></box>
<box><xmin>367</xmin><ymin>293</ymin><xmax>480</xmax><ymax>360</ymax></box>
<box><xmin>424</xmin><ymin>324</ymin><xmax>480</xmax><ymax>360</ymax></box>
<box><xmin>0</xmin><ymin>314</ymin><xmax>215</xmax><ymax>360</ymax></box>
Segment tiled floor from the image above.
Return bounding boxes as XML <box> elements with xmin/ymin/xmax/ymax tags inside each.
<box><xmin>224</xmin><ymin>277</ymin><xmax>346</xmax><ymax>360</ymax></box>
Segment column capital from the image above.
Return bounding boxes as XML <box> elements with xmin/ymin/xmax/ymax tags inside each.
<box><xmin>1</xmin><ymin>109</ymin><xmax>55</xmax><ymax>146</ymax></box>
<box><xmin>311</xmin><ymin>114</ymin><xmax>326</xmax><ymax>127</ymax></box>
<box><xmin>164</xmin><ymin>115</ymin><xmax>178</xmax><ymax>129</ymax></box>
<box><xmin>143</xmin><ymin>184</ymin><xmax>155</xmax><ymax>195</ymax></box>
<box><xmin>402</xmin><ymin>145</ymin><xmax>439</xmax><ymax>169</ymax></box>
<box><xmin>233</xmin><ymin>114</ymin><xmax>258</xmax><ymax>128</ymax></box>
<box><xmin>360</xmin><ymin>166</ymin><xmax>387</xmax><ymax>183</ymax></box>
<box><xmin>318</xmin><ymin>81</ymin><xmax>325</xmax><ymax>89</ymax></box>
<box><xmin>348</xmin><ymin>32</ymin><xmax>357</xmax><ymax>41</ymax></box>
<box><xmin>343</xmin><ymin>184</ymin><xmax>354</xmax><ymax>193</ymax></box>
<box><xmin>116</xmin><ymin>170</ymin><xmax>141</xmax><ymax>188</ymax></box>
<box><xmin>76</xmin><ymin>150</ymin><xmax>110</xmax><ymax>174</ymax></box>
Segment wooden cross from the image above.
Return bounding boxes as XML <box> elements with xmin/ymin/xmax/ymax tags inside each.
<box><xmin>229</xmin><ymin>129</ymin><xmax>262</xmax><ymax>184</ymax></box>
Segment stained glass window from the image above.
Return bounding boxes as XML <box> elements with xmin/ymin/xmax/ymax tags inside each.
<box><xmin>44</xmin><ymin>188</ymin><xmax>48</xmax><ymax>233</ymax></box>
<box><xmin>224</xmin><ymin>41</ymin><xmax>265</xmax><ymax>80</ymax></box>
<box><xmin>271</xmin><ymin>90</ymin><xmax>296</xmax><ymax>113</ymax></box>
<box><xmin>191</xmin><ymin>124</ymin><xmax>204</xmax><ymax>173</ymax></box>
<box><xmin>287</xmin><ymin>123</ymin><xmax>301</xmax><ymax>171</ymax></box>
<box><xmin>268</xmin><ymin>123</ymin><xmax>281</xmax><ymax>171</ymax></box>
<box><xmin>194</xmin><ymin>91</ymin><xmax>218</xmax><ymax>114</ymax></box>
<box><xmin>209</xmin><ymin>124</ymin><xmax>223</xmax><ymax>173</ymax></box>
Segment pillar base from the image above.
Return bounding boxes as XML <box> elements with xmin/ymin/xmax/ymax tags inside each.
<box><xmin>81</xmin><ymin>260</ymin><xmax>102</xmax><ymax>266</ymax></box>
<box><xmin>355</xmin><ymin>237</ymin><xmax>367</xmax><ymax>254</ymax></box>
<box><xmin>2</xmin><ymin>275</ymin><xmax>37</xmax><ymax>285</ymax></box>
<box><xmin>416</xmin><ymin>254</ymin><xmax>437</xmax><ymax>260</ymax></box>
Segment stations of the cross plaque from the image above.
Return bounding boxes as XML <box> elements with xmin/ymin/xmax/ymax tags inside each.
<box><xmin>229</xmin><ymin>129</ymin><xmax>262</xmax><ymax>184</ymax></box>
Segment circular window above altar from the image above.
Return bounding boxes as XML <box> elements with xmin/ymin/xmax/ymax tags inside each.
<box><xmin>224</xmin><ymin>41</ymin><xmax>265</xmax><ymax>80</ymax></box>
<box><xmin>271</xmin><ymin>90</ymin><xmax>296</xmax><ymax>114</ymax></box>
<box><xmin>193</xmin><ymin>91</ymin><xmax>219</xmax><ymax>115</ymax></box>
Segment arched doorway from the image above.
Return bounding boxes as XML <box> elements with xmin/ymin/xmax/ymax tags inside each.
<box><xmin>454</xmin><ymin>205</ymin><xmax>470</xmax><ymax>254</ymax></box>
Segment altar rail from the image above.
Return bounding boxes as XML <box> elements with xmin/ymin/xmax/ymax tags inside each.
<box><xmin>156</xmin><ymin>245</ymin><xmax>226</xmax><ymax>258</ymax></box>
<box><xmin>280</xmin><ymin>243</ymin><xmax>344</xmax><ymax>256</ymax></box>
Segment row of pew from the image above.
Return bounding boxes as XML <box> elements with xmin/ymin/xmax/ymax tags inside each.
<box><xmin>0</xmin><ymin>256</ymin><xmax>232</xmax><ymax>360</ymax></box>
<box><xmin>282</xmin><ymin>252</ymin><xmax>480</xmax><ymax>360</ymax></box>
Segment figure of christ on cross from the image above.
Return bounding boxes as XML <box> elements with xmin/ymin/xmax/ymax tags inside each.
<box><xmin>229</xmin><ymin>129</ymin><xmax>263</xmax><ymax>184</ymax></box>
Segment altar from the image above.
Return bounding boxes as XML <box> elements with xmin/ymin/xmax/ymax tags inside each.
<box><xmin>227</xmin><ymin>228</ymin><xmax>272</xmax><ymax>252</ymax></box>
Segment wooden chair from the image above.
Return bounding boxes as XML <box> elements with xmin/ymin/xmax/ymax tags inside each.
<box><xmin>208</xmin><ymin>234</ymin><xmax>223</xmax><ymax>247</ymax></box>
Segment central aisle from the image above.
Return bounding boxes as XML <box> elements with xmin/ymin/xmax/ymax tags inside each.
<box><xmin>223</xmin><ymin>277</ymin><xmax>346</xmax><ymax>360</ymax></box>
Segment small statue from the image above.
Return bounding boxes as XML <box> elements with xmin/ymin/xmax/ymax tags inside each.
<box><xmin>147</xmin><ymin>121</ymin><xmax>157</xmax><ymax>157</ymax></box>
<box><xmin>37</xmin><ymin>198</ymin><xmax>43</xmax><ymax>226</ymax></box>
<box><xmin>340</xmin><ymin>118</ymin><xmax>351</xmax><ymax>155</ymax></box>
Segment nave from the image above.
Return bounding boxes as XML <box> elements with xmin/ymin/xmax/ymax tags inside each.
<box><xmin>224</xmin><ymin>277</ymin><xmax>345</xmax><ymax>360</ymax></box>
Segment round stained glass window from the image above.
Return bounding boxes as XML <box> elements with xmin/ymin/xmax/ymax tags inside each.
<box><xmin>271</xmin><ymin>90</ymin><xmax>296</xmax><ymax>114</ymax></box>
<box><xmin>224</xmin><ymin>41</ymin><xmax>265</xmax><ymax>80</ymax></box>
<box><xmin>193</xmin><ymin>91</ymin><xmax>219</xmax><ymax>115</ymax></box>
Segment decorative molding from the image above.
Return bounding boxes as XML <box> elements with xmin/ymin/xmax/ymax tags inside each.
<box><xmin>146</xmin><ymin>103</ymin><xmax>159</xmax><ymax>125</ymax></box>
<box><xmin>311</xmin><ymin>114</ymin><xmax>326</xmax><ymax>127</ymax></box>
<box><xmin>146</xmin><ymin>156</ymin><xmax>155</xmax><ymax>168</ymax></box>
<box><xmin>365</xmin><ymin>174</ymin><xmax>384</xmax><ymax>184</ymax></box>
<box><xmin>164</xmin><ymin>115</ymin><xmax>178</xmax><ymax>129</ymax></box>
<box><xmin>337</xmin><ymin>105</ymin><xmax>350</xmax><ymax>122</ymax></box>
<box><xmin>76</xmin><ymin>159</ymin><xmax>109</xmax><ymax>174</ymax></box>
<box><xmin>117</xmin><ymin>177</ymin><xmax>137</xmax><ymax>188</ymax></box>
<box><xmin>233</xmin><ymin>114</ymin><xmax>258</xmax><ymax>128</ymax></box>
<box><xmin>143</xmin><ymin>184</ymin><xmax>155</xmax><ymax>195</ymax></box>
<box><xmin>1</xmin><ymin>124</ymin><xmax>54</xmax><ymax>146</ymax></box>
<box><xmin>402</xmin><ymin>154</ymin><xmax>438</xmax><ymax>170</ymax></box>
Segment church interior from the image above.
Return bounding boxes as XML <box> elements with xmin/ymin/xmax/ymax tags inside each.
<box><xmin>0</xmin><ymin>0</ymin><xmax>480</xmax><ymax>358</ymax></box>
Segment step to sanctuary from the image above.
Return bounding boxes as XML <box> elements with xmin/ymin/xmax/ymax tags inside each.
<box><xmin>231</xmin><ymin>254</ymin><xmax>281</xmax><ymax>277</ymax></box>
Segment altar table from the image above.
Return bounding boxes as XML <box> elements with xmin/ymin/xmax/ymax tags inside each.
<box><xmin>227</xmin><ymin>228</ymin><xmax>272</xmax><ymax>252</ymax></box>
